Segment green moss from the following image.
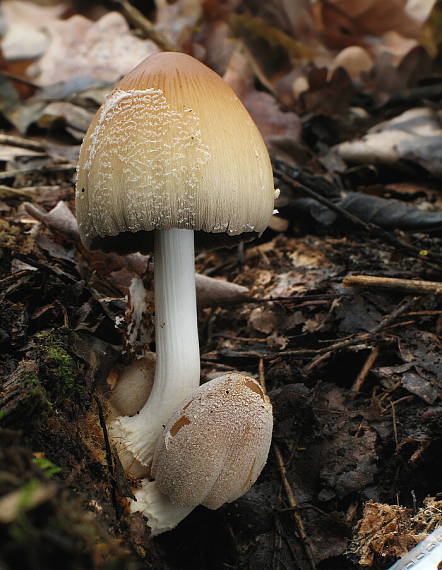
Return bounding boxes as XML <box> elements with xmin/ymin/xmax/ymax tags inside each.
<box><xmin>33</xmin><ymin>331</ymin><xmax>83</xmax><ymax>403</ymax></box>
<box><xmin>45</xmin><ymin>346</ymin><xmax>77</xmax><ymax>392</ymax></box>
<box><xmin>21</xmin><ymin>368</ymin><xmax>49</xmax><ymax>406</ymax></box>
<box><xmin>32</xmin><ymin>457</ymin><xmax>62</xmax><ymax>477</ymax></box>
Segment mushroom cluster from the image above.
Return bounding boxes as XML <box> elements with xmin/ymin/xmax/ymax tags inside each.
<box><xmin>76</xmin><ymin>51</ymin><xmax>275</xmax><ymax>532</ymax></box>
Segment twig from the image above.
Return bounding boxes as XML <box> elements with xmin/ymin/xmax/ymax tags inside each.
<box><xmin>389</xmin><ymin>398</ymin><xmax>399</xmax><ymax>451</ymax></box>
<box><xmin>0</xmin><ymin>184</ymin><xmax>59</xmax><ymax>198</ymax></box>
<box><xmin>381</xmin><ymin>395</ymin><xmax>414</xmax><ymax>415</ymax></box>
<box><xmin>259</xmin><ymin>360</ymin><xmax>316</xmax><ymax>569</ymax></box>
<box><xmin>0</xmin><ymin>134</ymin><xmax>45</xmax><ymax>152</ymax></box>
<box><xmin>221</xmin><ymin>295</ymin><xmax>335</xmax><ymax>306</ymax></box>
<box><xmin>202</xmin><ymin>296</ymin><xmax>419</xmax><ymax>362</ymax></box>
<box><xmin>113</xmin><ymin>0</ymin><xmax>177</xmax><ymax>52</ymax></box>
<box><xmin>303</xmin><ymin>351</ymin><xmax>332</xmax><ymax>372</ymax></box>
<box><xmin>0</xmin><ymin>133</ymin><xmax>45</xmax><ymax>152</ymax></box>
<box><xmin>274</xmin><ymin>445</ymin><xmax>317</xmax><ymax>570</ymax></box>
<box><xmin>0</xmin><ymin>70</ymin><xmax>38</xmax><ymax>88</ymax></box>
<box><xmin>370</xmin><ymin>296</ymin><xmax>420</xmax><ymax>334</ymax></box>
<box><xmin>407</xmin><ymin>310</ymin><xmax>442</xmax><ymax>316</ymax></box>
<box><xmin>95</xmin><ymin>396</ymin><xmax>121</xmax><ymax>518</ymax></box>
<box><xmin>258</xmin><ymin>358</ymin><xmax>266</xmax><ymax>392</ymax></box>
<box><xmin>274</xmin><ymin>161</ymin><xmax>442</xmax><ymax>266</ymax></box>
<box><xmin>0</xmin><ymin>164</ymin><xmax>76</xmax><ymax>182</ymax></box>
<box><xmin>351</xmin><ymin>345</ymin><xmax>380</xmax><ymax>392</ymax></box>
<box><xmin>344</xmin><ymin>275</ymin><xmax>442</xmax><ymax>295</ymax></box>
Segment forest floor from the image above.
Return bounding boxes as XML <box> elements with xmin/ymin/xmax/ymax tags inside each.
<box><xmin>0</xmin><ymin>1</ymin><xmax>441</xmax><ymax>569</ymax></box>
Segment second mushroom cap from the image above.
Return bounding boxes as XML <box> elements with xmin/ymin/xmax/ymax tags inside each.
<box><xmin>152</xmin><ymin>372</ymin><xmax>273</xmax><ymax>510</ymax></box>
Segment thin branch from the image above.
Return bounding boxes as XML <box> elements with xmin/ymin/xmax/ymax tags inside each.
<box><xmin>351</xmin><ymin>345</ymin><xmax>380</xmax><ymax>392</ymax></box>
<box><xmin>201</xmin><ymin>296</ymin><xmax>419</xmax><ymax>361</ymax></box>
<box><xmin>0</xmin><ymin>134</ymin><xmax>45</xmax><ymax>152</ymax></box>
<box><xmin>344</xmin><ymin>275</ymin><xmax>442</xmax><ymax>295</ymax></box>
<box><xmin>260</xmin><ymin>360</ymin><xmax>316</xmax><ymax>569</ymax></box>
<box><xmin>274</xmin><ymin>445</ymin><xmax>317</xmax><ymax>570</ymax></box>
<box><xmin>0</xmin><ymin>185</ymin><xmax>59</xmax><ymax>198</ymax></box>
<box><xmin>0</xmin><ymin>164</ymin><xmax>76</xmax><ymax>183</ymax></box>
<box><xmin>113</xmin><ymin>0</ymin><xmax>177</xmax><ymax>52</ymax></box>
<box><xmin>95</xmin><ymin>396</ymin><xmax>122</xmax><ymax>518</ymax></box>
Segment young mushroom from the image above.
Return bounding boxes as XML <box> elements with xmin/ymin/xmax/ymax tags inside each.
<box><xmin>75</xmin><ymin>52</ymin><xmax>275</xmax><ymax>469</ymax></box>
<box><xmin>131</xmin><ymin>373</ymin><xmax>273</xmax><ymax>535</ymax></box>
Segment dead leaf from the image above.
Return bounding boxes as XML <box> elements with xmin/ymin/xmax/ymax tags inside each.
<box><xmin>249</xmin><ymin>306</ymin><xmax>279</xmax><ymax>334</ymax></box>
<box><xmin>29</xmin><ymin>12</ymin><xmax>159</xmax><ymax>86</ymax></box>
<box><xmin>401</xmin><ymin>372</ymin><xmax>438</xmax><ymax>404</ymax></box>
<box><xmin>337</xmin><ymin>192</ymin><xmax>442</xmax><ymax>232</ymax></box>
<box><xmin>318</xmin><ymin>0</ymin><xmax>433</xmax><ymax>49</ymax></box>
<box><xmin>155</xmin><ymin>0</ymin><xmax>202</xmax><ymax>49</ymax></box>
<box><xmin>224</xmin><ymin>47</ymin><xmax>301</xmax><ymax>150</ymax></box>
<box><xmin>336</xmin><ymin>107</ymin><xmax>442</xmax><ymax>176</ymax></box>
<box><xmin>369</xmin><ymin>30</ymin><xmax>418</xmax><ymax>64</ymax></box>
<box><xmin>330</xmin><ymin>46</ymin><xmax>373</xmax><ymax>78</ymax></box>
<box><xmin>24</xmin><ymin>201</ymin><xmax>79</xmax><ymax>242</ymax></box>
<box><xmin>0</xmin><ymin>0</ymin><xmax>67</xmax><ymax>61</ymax></box>
<box><xmin>299</xmin><ymin>66</ymin><xmax>354</xmax><ymax>116</ymax></box>
<box><xmin>37</xmin><ymin>102</ymin><xmax>94</xmax><ymax>138</ymax></box>
<box><xmin>349</xmin><ymin>499</ymin><xmax>441</xmax><ymax>566</ymax></box>
<box><xmin>259</xmin><ymin>0</ymin><xmax>318</xmax><ymax>43</ymax></box>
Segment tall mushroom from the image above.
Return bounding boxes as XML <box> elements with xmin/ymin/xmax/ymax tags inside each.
<box><xmin>76</xmin><ymin>52</ymin><xmax>275</xmax><ymax>469</ymax></box>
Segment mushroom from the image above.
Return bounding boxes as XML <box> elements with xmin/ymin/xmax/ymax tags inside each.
<box><xmin>75</xmin><ymin>52</ymin><xmax>275</xmax><ymax>469</ymax></box>
<box><xmin>131</xmin><ymin>372</ymin><xmax>273</xmax><ymax>535</ymax></box>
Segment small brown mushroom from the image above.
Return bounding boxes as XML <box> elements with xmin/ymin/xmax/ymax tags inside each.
<box><xmin>131</xmin><ymin>373</ymin><xmax>273</xmax><ymax>535</ymax></box>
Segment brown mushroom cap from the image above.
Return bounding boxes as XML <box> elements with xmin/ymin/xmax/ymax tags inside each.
<box><xmin>151</xmin><ymin>372</ymin><xmax>273</xmax><ymax>509</ymax></box>
<box><xmin>76</xmin><ymin>52</ymin><xmax>274</xmax><ymax>254</ymax></box>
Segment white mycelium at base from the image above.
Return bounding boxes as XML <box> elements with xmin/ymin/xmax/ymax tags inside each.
<box><xmin>131</xmin><ymin>479</ymin><xmax>194</xmax><ymax>536</ymax></box>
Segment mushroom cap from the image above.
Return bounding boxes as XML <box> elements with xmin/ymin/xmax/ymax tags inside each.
<box><xmin>76</xmin><ymin>52</ymin><xmax>275</xmax><ymax>253</ymax></box>
<box><xmin>109</xmin><ymin>354</ymin><xmax>155</xmax><ymax>417</ymax></box>
<box><xmin>151</xmin><ymin>372</ymin><xmax>273</xmax><ymax>510</ymax></box>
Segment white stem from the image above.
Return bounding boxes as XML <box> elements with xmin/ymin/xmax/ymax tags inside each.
<box><xmin>110</xmin><ymin>229</ymin><xmax>200</xmax><ymax>469</ymax></box>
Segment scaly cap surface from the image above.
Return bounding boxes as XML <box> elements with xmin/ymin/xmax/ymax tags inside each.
<box><xmin>76</xmin><ymin>52</ymin><xmax>274</xmax><ymax>253</ymax></box>
<box><xmin>152</xmin><ymin>373</ymin><xmax>273</xmax><ymax>509</ymax></box>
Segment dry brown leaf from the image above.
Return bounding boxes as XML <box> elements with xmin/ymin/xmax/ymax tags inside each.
<box><xmin>1</xmin><ymin>0</ymin><xmax>67</xmax><ymax>61</ymax></box>
<box><xmin>248</xmin><ymin>306</ymin><xmax>278</xmax><ymax>334</ymax></box>
<box><xmin>336</xmin><ymin>107</ymin><xmax>442</xmax><ymax>176</ymax></box>
<box><xmin>350</xmin><ymin>499</ymin><xmax>442</xmax><ymax>566</ymax></box>
<box><xmin>316</xmin><ymin>0</ymin><xmax>436</xmax><ymax>54</ymax></box>
<box><xmin>198</xmin><ymin>19</ymin><xmax>238</xmax><ymax>75</ymax></box>
<box><xmin>369</xmin><ymin>30</ymin><xmax>418</xmax><ymax>64</ymax></box>
<box><xmin>330</xmin><ymin>46</ymin><xmax>373</xmax><ymax>78</ymax></box>
<box><xmin>29</xmin><ymin>12</ymin><xmax>159</xmax><ymax>86</ymax></box>
<box><xmin>260</xmin><ymin>0</ymin><xmax>318</xmax><ymax>43</ymax></box>
<box><xmin>224</xmin><ymin>47</ymin><xmax>301</xmax><ymax>150</ymax></box>
<box><xmin>155</xmin><ymin>0</ymin><xmax>202</xmax><ymax>49</ymax></box>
